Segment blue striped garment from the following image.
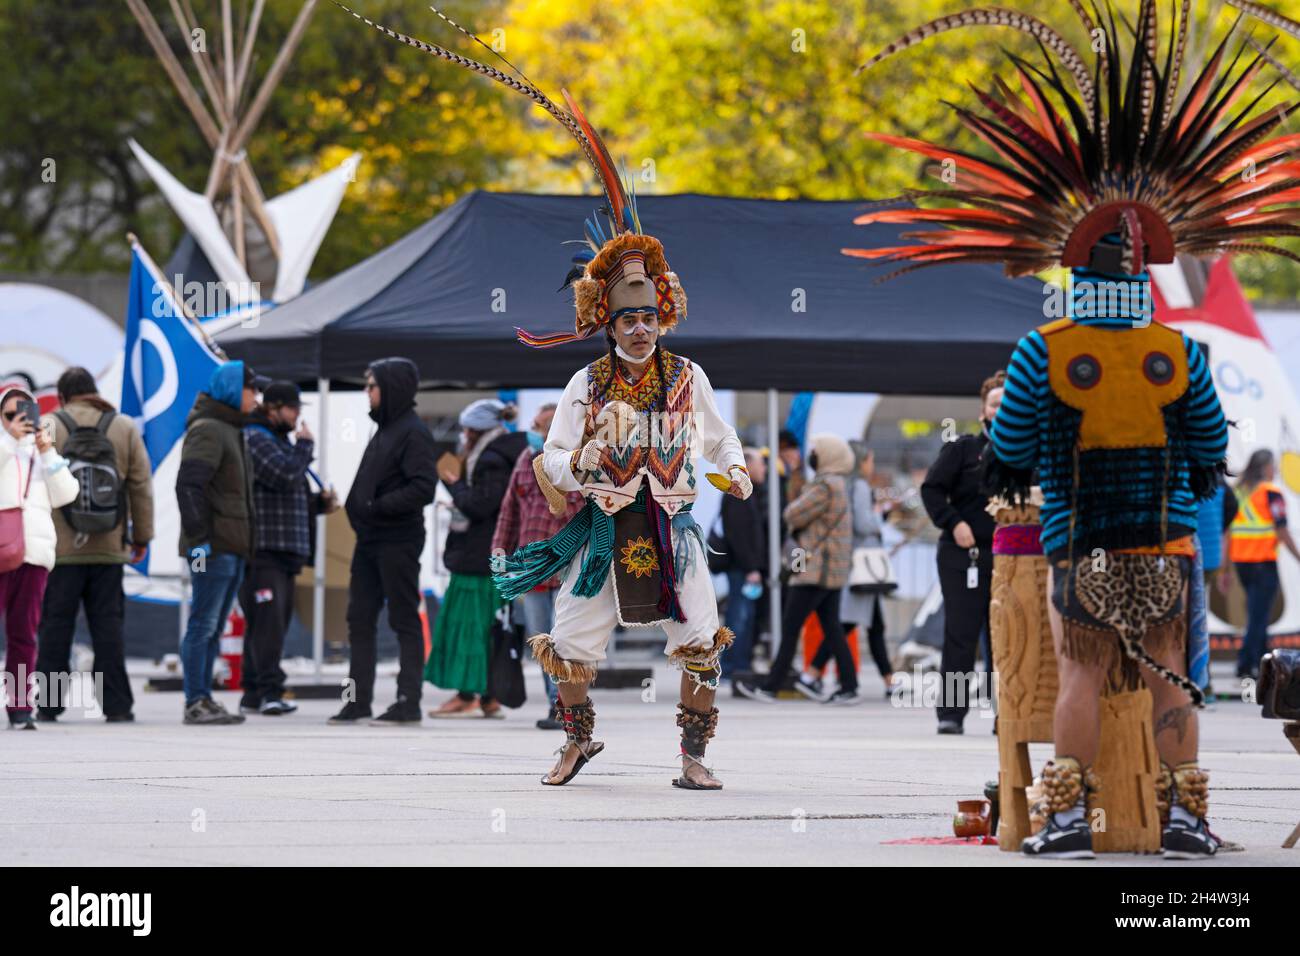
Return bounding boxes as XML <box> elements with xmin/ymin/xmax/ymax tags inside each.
<box><xmin>990</xmin><ymin>271</ymin><xmax>1228</xmax><ymax>557</ymax></box>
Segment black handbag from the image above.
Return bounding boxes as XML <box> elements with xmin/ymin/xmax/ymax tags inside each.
<box><xmin>486</xmin><ymin>605</ymin><xmax>527</xmax><ymax>709</ymax></box>
<box><xmin>1259</xmin><ymin>649</ymin><xmax>1300</xmax><ymax>720</ymax></box>
<box><xmin>706</xmin><ymin>516</ymin><xmax>731</xmax><ymax>575</ymax></box>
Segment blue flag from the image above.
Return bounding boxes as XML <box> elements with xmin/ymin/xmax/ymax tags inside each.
<box><xmin>785</xmin><ymin>392</ymin><xmax>815</xmax><ymax>453</ymax></box>
<box><xmin>121</xmin><ymin>249</ymin><xmax>222</xmax><ymax>472</ymax></box>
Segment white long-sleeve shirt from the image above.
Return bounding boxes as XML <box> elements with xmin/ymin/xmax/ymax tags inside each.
<box><xmin>542</xmin><ymin>356</ymin><xmax>744</xmax><ymax>516</ymax></box>
<box><xmin>0</xmin><ymin>431</ymin><xmax>78</xmax><ymax>571</ymax></box>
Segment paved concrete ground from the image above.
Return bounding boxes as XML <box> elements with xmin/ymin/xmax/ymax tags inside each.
<box><xmin>3</xmin><ymin>662</ymin><xmax>1297</xmax><ymax>866</ymax></box>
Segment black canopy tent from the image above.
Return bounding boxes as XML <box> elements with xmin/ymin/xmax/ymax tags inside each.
<box><xmin>216</xmin><ymin>191</ymin><xmax>1048</xmax><ymax>664</ymax></box>
<box><xmin>217</xmin><ymin>191</ymin><xmax>1045</xmax><ymax>392</ymax></box>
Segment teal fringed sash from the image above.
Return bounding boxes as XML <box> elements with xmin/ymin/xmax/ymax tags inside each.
<box><xmin>493</xmin><ymin>490</ymin><xmax>694</xmax><ymax>603</ymax></box>
<box><xmin>493</xmin><ymin>501</ymin><xmax>613</xmax><ymax>602</ymax></box>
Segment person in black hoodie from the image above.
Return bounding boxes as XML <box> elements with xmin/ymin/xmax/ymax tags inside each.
<box><xmin>920</xmin><ymin>370</ymin><xmax>1004</xmax><ymax>735</ymax></box>
<box><xmin>426</xmin><ymin>399</ymin><xmax>528</xmax><ymax>718</ymax></box>
<box><xmin>331</xmin><ymin>358</ymin><xmax>437</xmax><ymax>726</ymax></box>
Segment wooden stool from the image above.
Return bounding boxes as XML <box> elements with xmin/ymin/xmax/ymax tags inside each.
<box><xmin>989</xmin><ymin>499</ymin><xmax>1162</xmax><ymax>853</ymax></box>
<box><xmin>989</xmin><ymin>500</ymin><xmax>1057</xmax><ymax>852</ymax></box>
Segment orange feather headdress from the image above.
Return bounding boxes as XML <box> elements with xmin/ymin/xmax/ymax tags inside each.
<box><xmin>844</xmin><ymin>1</ymin><xmax>1300</xmax><ymax>280</ymax></box>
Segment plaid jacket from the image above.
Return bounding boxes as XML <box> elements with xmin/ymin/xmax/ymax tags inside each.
<box><xmin>245</xmin><ymin>422</ymin><xmax>315</xmax><ymax>559</ymax></box>
<box><xmin>783</xmin><ymin>473</ymin><xmax>852</xmax><ymax>590</ymax></box>
<box><xmin>492</xmin><ymin>447</ymin><xmax>585</xmax><ymax>589</ymax></box>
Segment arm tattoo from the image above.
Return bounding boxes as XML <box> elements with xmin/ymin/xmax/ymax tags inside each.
<box><xmin>1155</xmin><ymin>703</ymin><xmax>1194</xmax><ymax>744</ymax></box>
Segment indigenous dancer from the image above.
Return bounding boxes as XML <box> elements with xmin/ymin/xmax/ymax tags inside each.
<box><xmin>849</xmin><ymin>0</ymin><xmax>1300</xmax><ymax>858</ymax></box>
<box><xmin>338</xmin><ymin>4</ymin><xmax>750</xmax><ymax>789</ymax></box>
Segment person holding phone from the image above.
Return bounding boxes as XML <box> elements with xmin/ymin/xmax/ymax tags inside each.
<box><xmin>0</xmin><ymin>386</ymin><xmax>79</xmax><ymax>729</ymax></box>
<box><xmin>36</xmin><ymin>367</ymin><xmax>153</xmax><ymax>724</ymax></box>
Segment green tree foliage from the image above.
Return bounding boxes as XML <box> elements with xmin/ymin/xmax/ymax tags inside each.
<box><xmin>4</xmin><ymin>0</ymin><xmax>1300</xmax><ymax>300</ymax></box>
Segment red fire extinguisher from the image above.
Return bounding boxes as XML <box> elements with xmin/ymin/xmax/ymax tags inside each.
<box><xmin>220</xmin><ymin>607</ymin><xmax>245</xmax><ymax>689</ymax></box>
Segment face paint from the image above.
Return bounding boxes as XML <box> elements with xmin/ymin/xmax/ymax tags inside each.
<box><xmin>614</xmin><ymin>311</ymin><xmax>659</xmax><ymax>336</ymax></box>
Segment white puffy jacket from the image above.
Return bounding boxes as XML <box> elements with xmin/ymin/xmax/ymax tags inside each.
<box><xmin>0</xmin><ymin>408</ymin><xmax>79</xmax><ymax>572</ymax></box>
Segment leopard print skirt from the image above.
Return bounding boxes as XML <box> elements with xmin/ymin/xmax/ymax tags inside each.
<box><xmin>1050</xmin><ymin>553</ymin><xmax>1203</xmax><ymax>703</ymax></box>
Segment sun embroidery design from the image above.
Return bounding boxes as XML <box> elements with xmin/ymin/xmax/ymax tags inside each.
<box><xmin>619</xmin><ymin>536</ymin><xmax>658</xmax><ymax>578</ymax></box>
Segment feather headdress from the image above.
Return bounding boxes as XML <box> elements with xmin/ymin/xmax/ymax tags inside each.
<box><xmin>334</xmin><ymin>2</ymin><xmax>684</xmax><ymax>346</ymax></box>
<box><xmin>843</xmin><ymin>0</ymin><xmax>1300</xmax><ymax>280</ymax></box>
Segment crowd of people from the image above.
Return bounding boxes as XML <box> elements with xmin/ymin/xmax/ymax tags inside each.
<box><xmin>0</xmin><ymin>359</ymin><xmax>1291</xmax><ymax>738</ymax></box>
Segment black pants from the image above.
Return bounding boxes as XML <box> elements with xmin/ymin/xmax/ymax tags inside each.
<box><xmin>936</xmin><ymin>543</ymin><xmax>993</xmax><ymax>725</ymax></box>
<box><xmin>764</xmin><ymin>585</ymin><xmax>857</xmax><ymax>693</ymax></box>
<box><xmin>346</xmin><ymin>536</ymin><xmax>425</xmax><ymax>707</ymax></box>
<box><xmin>35</xmin><ymin>564</ymin><xmax>134</xmax><ymax>718</ymax></box>
<box><xmin>816</xmin><ymin>592</ymin><xmax>891</xmax><ymax>677</ymax></box>
<box><xmin>237</xmin><ymin>553</ymin><xmax>300</xmax><ymax>704</ymax></box>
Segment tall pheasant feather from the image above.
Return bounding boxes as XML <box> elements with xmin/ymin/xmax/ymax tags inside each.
<box><xmin>333</xmin><ymin>1</ymin><xmax>632</xmax><ymax>234</ymax></box>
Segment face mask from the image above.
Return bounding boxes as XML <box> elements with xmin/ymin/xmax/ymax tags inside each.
<box><xmin>526</xmin><ymin>430</ymin><xmax>544</xmax><ymax>453</ymax></box>
<box><xmin>615</xmin><ymin>342</ymin><xmax>657</xmax><ymax>363</ymax></box>
<box><xmin>741</xmin><ymin>580</ymin><xmax>763</xmax><ymax>601</ymax></box>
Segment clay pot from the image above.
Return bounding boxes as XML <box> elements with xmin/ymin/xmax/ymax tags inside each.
<box><xmin>953</xmin><ymin>799</ymin><xmax>992</xmax><ymax>838</ymax></box>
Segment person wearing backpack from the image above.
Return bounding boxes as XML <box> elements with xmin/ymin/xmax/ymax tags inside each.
<box><xmin>35</xmin><ymin>367</ymin><xmax>154</xmax><ymax>723</ymax></box>
<box><xmin>1</xmin><ymin>385</ymin><xmax>79</xmax><ymax>729</ymax></box>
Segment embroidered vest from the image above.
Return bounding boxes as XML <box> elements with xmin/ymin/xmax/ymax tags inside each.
<box><xmin>577</xmin><ymin>350</ymin><xmax>698</xmax><ymax>516</ymax></box>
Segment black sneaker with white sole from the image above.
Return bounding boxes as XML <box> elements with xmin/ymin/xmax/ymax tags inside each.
<box><xmin>824</xmin><ymin>688</ymin><xmax>864</xmax><ymax>706</ymax></box>
<box><xmin>1021</xmin><ymin>814</ymin><xmax>1095</xmax><ymax>859</ymax></box>
<box><xmin>734</xmin><ymin>681</ymin><xmax>776</xmax><ymax>703</ymax></box>
<box><xmin>1162</xmin><ymin>816</ymin><xmax>1218</xmax><ymax>859</ymax></box>
<box><xmin>259</xmin><ymin>698</ymin><xmax>298</xmax><ymax>716</ymax></box>
<box><xmin>793</xmin><ymin>674</ymin><xmax>827</xmax><ymax>701</ymax></box>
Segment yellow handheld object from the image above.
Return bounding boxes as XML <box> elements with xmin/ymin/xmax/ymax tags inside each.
<box><xmin>705</xmin><ymin>472</ymin><xmax>732</xmax><ymax>493</ymax></box>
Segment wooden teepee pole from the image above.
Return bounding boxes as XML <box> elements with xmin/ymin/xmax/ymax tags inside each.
<box><xmin>166</xmin><ymin>0</ymin><xmax>229</xmax><ymax>123</ymax></box>
<box><xmin>234</xmin><ymin>0</ymin><xmax>267</xmax><ymax>101</ymax></box>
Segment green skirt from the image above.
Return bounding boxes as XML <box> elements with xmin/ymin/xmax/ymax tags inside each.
<box><xmin>424</xmin><ymin>573</ymin><xmax>505</xmax><ymax>695</ymax></box>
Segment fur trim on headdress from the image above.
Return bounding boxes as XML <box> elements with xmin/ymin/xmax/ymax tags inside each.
<box><xmin>573</xmin><ymin>277</ymin><xmax>605</xmax><ymax>338</ymax></box>
<box><xmin>663</xmin><ymin>271</ymin><xmax>687</xmax><ymax>323</ymax></box>
<box><xmin>527</xmin><ymin>634</ymin><xmax>597</xmax><ymax>684</ymax></box>
<box><xmin>587</xmin><ymin>233</ymin><xmax>669</xmax><ymax>279</ymax></box>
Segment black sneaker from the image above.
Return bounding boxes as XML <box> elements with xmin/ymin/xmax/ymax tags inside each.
<box><xmin>937</xmin><ymin>720</ymin><xmax>964</xmax><ymax>735</ymax></box>
<box><xmin>793</xmin><ymin>673</ymin><xmax>827</xmax><ymax>701</ymax></box>
<box><xmin>7</xmin><ymin>712</ymin><xmax>37</xmax><ymax>731</ymax></box>
<box><xmin>327</xmin><ymin>702</ymin><xmax>372</xmax><ymax>724</ymax></box>
<box><xmin>35</xmin><ymin>709</ymin><xmax>59</xmax><ymax>723</ymax></box>
<box><xmin>825</xmin><ymin>687</ymin><xmax>864</xmax><ymax>706</ymax></box>
<box><xmin>734</xmin><ymin>681</ymin><xmax>776</xmax><ymax>704</ymax></box>
<box><xmin>239</xmin><ymin>696</ymin><xmax>262</xmax><ymax>715</ymax></box>
<box><xmin>259</xmin><ymin>699</ymin><xmax>298</xmax><ymax>716</ymax></box>
<box><xmin>1022</xmin><ymin>814</ymin><xmax>1095</xmax><ymax>859</ymax></box>
<box><xmin>105</xmin><ymin>712</ymin><xmax>135</xmax><ymax>723</ymax></box>
<box><xmin>369</xmin><ymin>701</ymin><xmax>422</xmax><ymax>726</ymax></box>
<box><xmin>536</xmin><ymin>704</ymin><xmax>563</xmax><ymax>730</ymax></box>
<box><xmin>1163</xmin><ymin>815</ymin><xmax>1218</xmax><ymax>859</ymax></box>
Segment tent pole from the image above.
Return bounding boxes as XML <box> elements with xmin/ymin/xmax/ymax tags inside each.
<box><xmin>313</xmin><ymin>376</ymin><xmax>329</xmax><ymax>677</ymax></box>
<box><xmin>766</xmin><ymin>388</ymin><xmax>782</xmax><ymax>666</ymax></box>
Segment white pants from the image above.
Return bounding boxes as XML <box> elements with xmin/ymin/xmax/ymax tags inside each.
<box><xmin>549</xmin><ymin>527</ymin><xmax>720</xmax><ymax>666</ymax></box>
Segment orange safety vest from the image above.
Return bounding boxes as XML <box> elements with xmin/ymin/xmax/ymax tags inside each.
<box><xmin>1229</xmin><ymin>482</ymin><xmax>1283</xmax><ymax>563</ymax></box>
